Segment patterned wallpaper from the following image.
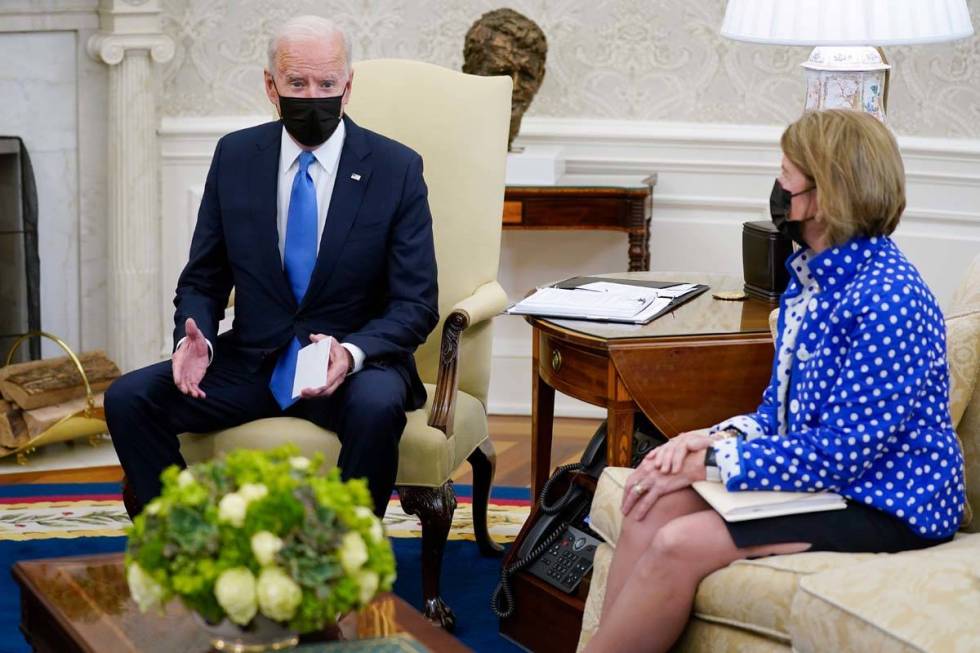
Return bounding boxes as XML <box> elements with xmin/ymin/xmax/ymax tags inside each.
<box><xmin>160</xmin><ymin>0</ymin><xmax>980</xmax><ymax>138</ymax></box>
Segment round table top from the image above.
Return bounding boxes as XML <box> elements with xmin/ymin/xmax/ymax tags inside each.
<box><xmin>530</xmin><ymin>271</ymin><xmax>776</xmax><ymax>342</ymax></box>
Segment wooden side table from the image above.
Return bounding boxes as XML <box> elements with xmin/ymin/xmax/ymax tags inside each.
<box><xmin>503</xmin><ymin>177</ymin><xmax>657</xmax><ymax>272</ymax></box>
<box><xmin>527</xmin><ymin>272</ymin><xmax>776</xmax><ymax>502</ymax></box>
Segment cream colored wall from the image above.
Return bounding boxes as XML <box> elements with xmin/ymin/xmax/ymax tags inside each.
<box><xmin>161</xmin><ymin>0</ymin><xmax>980</xmax><ymax>138</ymax></box>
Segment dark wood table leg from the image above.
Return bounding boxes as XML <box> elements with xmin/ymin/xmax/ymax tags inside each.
<box><xmin>606</xmin><ymin>405</ymin><xmax>635</xmax><ymax>468</ymax></box>
<box><xmin>627</xmin><ymin>190</ymin><xmax>651</xmax><ymax>271</ymax></box>
<box><xmin>531</xmin><ymin>334</ymin><xmax>555</xmax><ymax>504</ymax></box>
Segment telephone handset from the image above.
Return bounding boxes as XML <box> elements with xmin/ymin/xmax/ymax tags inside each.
<box><xmin>492</xmin><ymin>415</ymin><xmax>667</xmax><ymax>619</ymax></box>
<box><xmin>491</xmin><ymin>426</ymin><xmax>607</xmax><ymax>618</ymax></box>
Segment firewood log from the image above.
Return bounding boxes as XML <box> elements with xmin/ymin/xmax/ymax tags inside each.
<box><xmin>23</xmin><ymin>393</ymin><xmax>106</xmax><ymax>438</ymax></box>
<box><xmin>0</xmin><ymin>399</ymin><xmax>29</xmax><ymax>449</ymax></box>
<box><xmin>0</xmin><ymin>351</ymin><xmax>119</xmax><ymax>410</ymax></box>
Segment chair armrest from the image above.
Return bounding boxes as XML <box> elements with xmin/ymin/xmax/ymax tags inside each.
<box><xmin>450</xmin><ymin>280</ymin><xmax>508</xmax><ymax>327</ymax></box>
<box><xmin>427</xmin><ymin>281</ymin><xmax>508</xmax><ymax>435</ymax></box>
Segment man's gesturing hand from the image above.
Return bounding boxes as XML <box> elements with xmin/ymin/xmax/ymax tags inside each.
<box><xmin>172</xmin><ymin>317</ymin><xmax>209</xmax><ymax>399</ymax></box>
<box><xmin>299</xmin><ymin>335</ymin><xmax>352</xmax><ymax>399</ymax></box>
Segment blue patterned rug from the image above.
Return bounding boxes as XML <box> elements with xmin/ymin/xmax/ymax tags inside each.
<box><xmin>0</xmin><ymin>482</ymin><xmax>527</xmax><ymax>653</ymax></box>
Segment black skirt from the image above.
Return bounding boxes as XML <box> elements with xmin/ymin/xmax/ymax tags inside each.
<box><xmin>724</xmin><ymin>501</ymin><xmax>952</xmax><ymax>553</ymax></box>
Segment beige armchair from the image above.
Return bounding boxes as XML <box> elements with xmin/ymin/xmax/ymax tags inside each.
<box><xmin>177</xmin><ymin>60</ymin><xmax>513</xmax><ymax>630</ymax></box>
<box><xmin>578</xmin><ymin>254</ymin><xmax>980</xmax><ymax>652</ymax></box>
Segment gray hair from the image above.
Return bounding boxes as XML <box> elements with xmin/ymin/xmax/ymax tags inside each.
<box><xmin>266</xmin><ymin>15</ymin><xmax>353</xmax><ymax>75</ymax></box>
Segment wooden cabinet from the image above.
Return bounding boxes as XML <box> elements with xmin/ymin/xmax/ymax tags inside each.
<box><xmin>502</xmin><ymin>177</ymin><xmax>657</xmax><ymax>271</ymax></box>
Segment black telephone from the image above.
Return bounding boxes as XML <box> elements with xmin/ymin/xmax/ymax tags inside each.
<box><xmin>492</xmin><ymin>415</ymin><xmax>666</xmax><ymax>618</ymax></box>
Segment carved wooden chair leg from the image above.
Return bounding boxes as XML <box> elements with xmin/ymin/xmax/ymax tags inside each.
<box><xmin>397</xmin><ymin>482</ymin><xmax>457</xmax><ymax>631</ymax></box>
<box><xmin>467</xmin><ymin>439</ymin><xmax>504</xmax><ymax>557</ymax></box>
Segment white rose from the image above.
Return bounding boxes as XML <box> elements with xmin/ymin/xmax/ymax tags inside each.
<box><xmin>251</xmin><ymin>531</ymin><xmax>283</xmax><ymax>567</ymax></box>
<box><xmin>214</xmin><ymin>567</ymin><xmax>258</xmax><ymax>626</ymax></box>
<box><xmin>356</xmin><ymin>570</ymin><xmax>379</xmax><ymax>605</ymax></box>
<box><xmin>127</xmin><ymin>562</ymin><xmax>165</xmax><ymax>612</ymax></box>
<box><xmin>256</xmin><ymin>567</ymin><xmax>302</xmax><ymax>622</ymax></box>
<box><xmin>289</xmin><ymin>456</ymin><xmax>310</xmax><ymax>471</ymax></box>
<box><xmin>238</xmin><ymin>483</ymin><xmax>268</xmax><ymax>503</ymax></box>
<box><xmin>218</xmin><ymin>493</ymin><xmax>248</xmax><ymax>527</ymax></box>
<box><xmin>355</xmin><ymin>507</ymin><xmax>384</xmax><ymax>543</ymax></box>
<box><xmin>338</xmin><ymin>532</ymin><xmax>368</xmax><ymax>575</ymax></box>
<box><xmin>177</xmin><ymin>469</ymin><xmax>195</xmax><ymax>488</ymax></box>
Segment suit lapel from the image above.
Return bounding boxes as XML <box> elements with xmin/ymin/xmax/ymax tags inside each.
<box><xmin>248</xmin><ymin>123</ymin><xmax>296</xmax><ymax>309</ymax></box>
<box><xmin>299</xmin><ymin>117</ymin><xmax>373</xmax><ymax>310</ymax></box>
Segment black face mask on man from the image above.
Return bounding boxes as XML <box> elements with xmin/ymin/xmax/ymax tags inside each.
<box><xmin>274</xmin><ymin>82</ymin><xmax>344</xmax><ymax>147</ymax></box>
<box><xmin>769</xmin><ymin>179</ymin><xmax>815</xmax><ymax>249</ymax></box>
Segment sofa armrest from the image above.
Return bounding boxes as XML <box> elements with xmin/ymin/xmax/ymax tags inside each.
<box><xmin>588</xmin><ymin>467</ymin><xmax>634</xmax><ymax>545</ymax></box>
<box><xmin>427</xmin><ymin>281</ymin><xmax>508</xmax><ymax>435</ymax></box>
<box><xmin>791</xmin><ymin>533</ymin><xmax>980</xmax><ymax>653</ymax></box>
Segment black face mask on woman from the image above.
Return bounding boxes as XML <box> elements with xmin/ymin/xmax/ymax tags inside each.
<box><xmin>275</xmin><ymin>83</ymin><xmax>344</xmax><ymax>147</ymax></box>
<box><xmin>769</xmin><ymin>179</ymin><xmax>815</xmax><ymax>249</ymax></box>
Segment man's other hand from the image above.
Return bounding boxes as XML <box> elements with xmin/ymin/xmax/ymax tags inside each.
<box><xmin>173</xmin><ymin>318</ymin><xmax>209</xmax><ymax>399</ymax></box>
<box><xmin>300</xmin><ymin>334</ymin><xmax>352</xmax><ymax>399</ymax></box>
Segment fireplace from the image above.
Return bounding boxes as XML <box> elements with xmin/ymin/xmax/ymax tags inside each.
<box><xmin>0</xmin><ymin>137</ymin><xmax>41</xmax><ymax>363</ymax></box>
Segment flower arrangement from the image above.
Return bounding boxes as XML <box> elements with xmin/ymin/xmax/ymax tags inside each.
<box><xmin>124</xmin><ymin>445</ymin><xmax>395</xmax><ymax>636</ymax></box>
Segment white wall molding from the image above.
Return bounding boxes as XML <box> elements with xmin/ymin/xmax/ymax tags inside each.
<box><xmin>0</xmin><ymin>1</ymin><xmax>98</xmax><ymax>32</ymax></box>
<box><xmin>160</xmin><ymin>114</ymin><xmax>980</xmax><ymax>417</ymax></box>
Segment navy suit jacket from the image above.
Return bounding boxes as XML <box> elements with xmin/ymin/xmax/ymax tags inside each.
<box><xmin>172</xmin><ymin>117</ymin><xmax>439</xmax><ymax>409</ymax></box>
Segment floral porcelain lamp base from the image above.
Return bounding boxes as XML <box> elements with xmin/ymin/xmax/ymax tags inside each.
<box><xmin>802</xmin><ymin>46</ymin><xmax>890</xmax><ymax>121</ymax></box>
<box><xmin>195</xmin><ymin>613</ymin><xmax>300</xmax><ymax>653</ymax></box>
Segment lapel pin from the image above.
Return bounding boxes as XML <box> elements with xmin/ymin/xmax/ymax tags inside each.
<box><xmin>350</xmin><ymin>173</ymin><xmax>361</xmax><ymax>181</ymax></box>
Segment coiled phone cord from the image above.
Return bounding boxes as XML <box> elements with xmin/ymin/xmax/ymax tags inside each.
<box><xmin>490</xmin><ymin>461</ymin><xmax>582</xmax><ymax>618</ymax></box>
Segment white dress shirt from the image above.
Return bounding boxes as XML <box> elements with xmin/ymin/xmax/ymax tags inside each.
<box><xmin>179</xmin><ymin>121</ymin><xmax>365</xmax><ymax>376</ymax></box>
<box><xmin>276</xmin><ymin>121</ymin><xmax>364</xmax><ymax>374</ymax></box>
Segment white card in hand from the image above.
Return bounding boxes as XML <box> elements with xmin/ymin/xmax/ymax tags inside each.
<box><xmin>292</xmin><ymin>336</ymin><xmax>332</xmax><ymax>399</ymax></box>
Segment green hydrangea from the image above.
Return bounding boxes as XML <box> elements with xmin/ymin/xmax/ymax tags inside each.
<box><xmin>125</xmin><ymin>445</ymin><xmax>396</xmax><ymax>633</ymax></box>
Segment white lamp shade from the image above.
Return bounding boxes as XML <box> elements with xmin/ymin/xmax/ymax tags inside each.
<box><xmin>721</xmin><ymin>0</ymin><xmax>974</xmax><ymax>46</ymax></box>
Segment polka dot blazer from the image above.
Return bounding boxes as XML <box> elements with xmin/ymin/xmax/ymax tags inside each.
<box><xmin>710</xmin><ymin>236</ymin><xmax>966</xmax><ymax>539</ymax></box>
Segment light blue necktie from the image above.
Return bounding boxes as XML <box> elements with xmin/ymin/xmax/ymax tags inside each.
<box><xmin>269</xmin><ymin>151</ymin><xmax>318</xmax><ymax>410</ymax></box>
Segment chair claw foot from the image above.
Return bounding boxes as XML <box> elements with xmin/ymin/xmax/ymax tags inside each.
<box><xmin>422</xmin><ymin>597</ymin><xmax>456</xmax><ymax>631</ymax></box>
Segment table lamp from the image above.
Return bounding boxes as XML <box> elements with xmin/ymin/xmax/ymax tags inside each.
<box><xmin>720</xmin><ymin>0</ymin><xmax>974</xmax><ymax>120</ymax></box>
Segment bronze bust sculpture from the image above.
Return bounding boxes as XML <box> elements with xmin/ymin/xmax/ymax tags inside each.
<box><xmin>463</xmin><ymin>8</ymin><xmax>547</xmax><ymax>150</ymax></box>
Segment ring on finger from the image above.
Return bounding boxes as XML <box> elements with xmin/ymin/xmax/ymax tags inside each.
<box><xmin>632</xmin><ymin>482</ymin><xmax>648</xmax><ymax>495</ymax></box>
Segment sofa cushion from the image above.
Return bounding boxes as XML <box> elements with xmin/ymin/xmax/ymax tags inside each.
<box><xmin>946</xmin><ymin>309</ymin><xmax>980</xmax><ymax>428</ymax></box>
<box><xmin>947</xmin><ymin>308</ymin><xmax>980</xmax><ymax>531</ymax></box>
<box><xmin>693</xmin><ymin>551</ymin><xmax>874</xmax><ymax>642</ymax></box>
<box><xmin>577</xmin><ymin>541</ymin><xmax>613</xmax><ymax>652</ymax></box>
<box><xmin>589</xmin><ymin>468</ymin><xmax>875</xmax><ymax>641</ymax></box>
<box><xmin>790</xmin><ymin>533</ymin><xmax>980</xmax><ymax>653</ymax></box>
<box><xmin>179</xmin><ymin>384</ymin><xmax>488</xmax><ymax>487</ymax></box>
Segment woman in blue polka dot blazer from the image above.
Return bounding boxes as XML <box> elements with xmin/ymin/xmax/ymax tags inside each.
<box><xmin>584</xmin><ymin>110</ymin><xmax>967</xmax><ymax>653</ymax></box>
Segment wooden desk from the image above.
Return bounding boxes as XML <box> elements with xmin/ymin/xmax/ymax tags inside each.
<box><xmin>503</xmin><ymin>178</ymin><xmax>656</xmax><ymax>271</ymax></box>
<box><xmin>529</xmin><ymin>272</ymin><xmax>776</xmax><ymax>501</ymax></box>
<box><xmin>13</xmin><ymin>552</ymin><xmax>468</xmax><ymax>653</ymax></box>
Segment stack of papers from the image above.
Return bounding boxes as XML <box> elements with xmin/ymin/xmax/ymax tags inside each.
<box><xmin>506</xmin><ymin>281</ymin><xmax>701</xmax><ymax>324</ymax></box>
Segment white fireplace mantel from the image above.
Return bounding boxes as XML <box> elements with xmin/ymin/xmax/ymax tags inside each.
<box><xmin>0</xmin><ymin>0</ymin><xmax>106</xmax><ymax>360</ymax></box>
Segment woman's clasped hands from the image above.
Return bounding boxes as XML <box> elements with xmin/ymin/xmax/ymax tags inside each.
<box><xmin>620</xmin><ymin>429</ymin><xmax>714</xmax><ymax>519</ymax></box>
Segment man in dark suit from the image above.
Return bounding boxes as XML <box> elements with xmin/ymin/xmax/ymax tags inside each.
<box><xmin>105</xmin><ymin>15</ymin><xmax>438</xmax><ymax>517</ymax></box>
